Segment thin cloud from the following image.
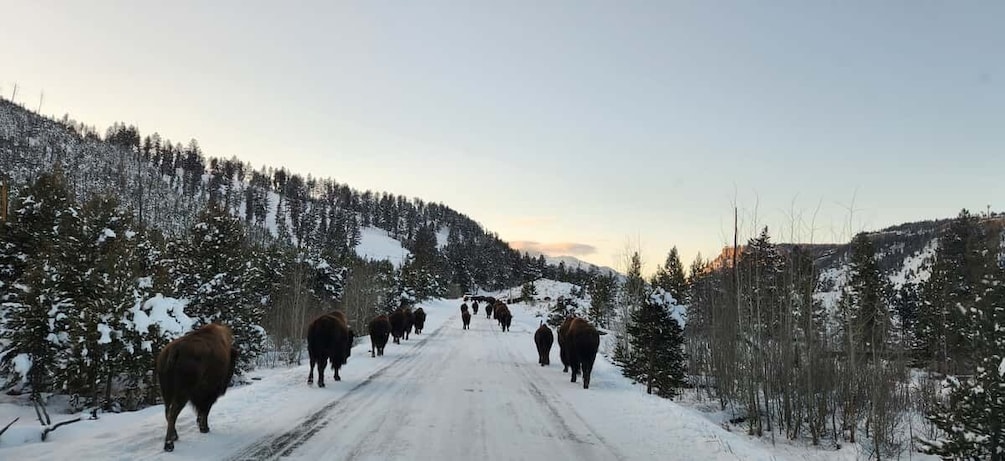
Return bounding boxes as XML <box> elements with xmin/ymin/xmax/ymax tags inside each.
<box><xmin>510</xmin><ymin>241</ymin><xmax>597</xmax><ymax>257</ymax></box>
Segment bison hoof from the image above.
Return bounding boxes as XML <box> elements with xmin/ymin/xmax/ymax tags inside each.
<box><xmin>164</xmin><ymin>441</ymin><xmax>175</xmax><ymax>452</ymax></box>
<box><xmin>318</xmin><ymin>382</ymin><xmax>325</xmax><ymax>388</ymax></box>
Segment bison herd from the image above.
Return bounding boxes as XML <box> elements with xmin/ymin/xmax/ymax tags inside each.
<box><xmin>464</xmin><ymin>297</ymin><xmax>605</xmax><ymax>389</ymax></box>
<box><xmin>155</xmin><ymin>297</ymin><xmax>607</xmax><ymax>452</ymax></box>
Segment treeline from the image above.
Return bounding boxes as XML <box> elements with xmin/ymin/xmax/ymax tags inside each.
<box><xmin>682</xmin><ymin>210</ymin><xmax>1004</xmax><ymax>460</ymax></box>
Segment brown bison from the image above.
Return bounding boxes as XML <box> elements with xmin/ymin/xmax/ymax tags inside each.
<box><xmin>389</xmin><ymin>308</ymin><xmax>407</xmax><ymax>344</ymax></box>
<box><xmin>403</xmin><ymin>307</ymin><xmax>414</xmax><ymax>340</ymax></box>
<box><xmin>307</xmin><ymin>312</ymin><xmax>353</xmax><ymax>387</ymax></box>
<box><xmin>485</xmin><ymin>302</ymin><xmax>494</xmax><ymax>319</ymax></box>
<box><xmin>566</xmin><ymin>318</ymin><xmax>605</xmax><ymax>389</ymax></box>
<box><xmin>368</xmin><ymin>315</ymin><xmax>391</xmax><ymax>357</ymax></box>
<box><xmin>460</xmin><ymin>302</ymin><xmax>469</xmax><ymax>314</ymax></box>
<box><xmin>461</xmin><ymin>310</ymin><xmax>471</xmax><ymax>329</ymax></box>
<box><xmin>156</xmin><ymin>323</ymin><xmax>239</xmax><ymax>452</ymax></box>
<box><xmin>494</xmin><ymin>303</ymin><xmax>512</xmax><ymax>332</ymax></box>
<box><xmin>326</xmin><ymin>310</ymin><xmax>355</xmax><ymax>364</ymax></box>
<box><xmin>471</xmin><ymin>301</ymin><xmax>479</xmax><ymax>315</ymax></box>
<box><xmin>558</xmin><ymin>316</ymin><xmax>575</xmax><ymax>372</ymax></box>
<box><xmin>534</xmin><ymin>322</ymin><xmax>553</xmax><ymax>366</ymax></box>
<box><xmin>412</xmin><ymin>308</ymin><xmax>427</xmax><ymax>334</ymax></box>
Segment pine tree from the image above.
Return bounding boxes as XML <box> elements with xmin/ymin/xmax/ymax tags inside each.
<box><xmin>588</xmin><ymin>273</ymin><xmax>617</xmax><ymax>328</ymax></box>
<box><xmin>621</xmin><ymin>288</ymin><xmax>687</xmax><ymax>398</ymax></box>
<box><xmin>0</xmin><ymin>172</ymin><xmax>81</xmax><ymax>396</ymax></box>
<box><xmin>844</xmin><ymin>232</ymin><xmax>892</xmax><ymax>359</ymax></box>
<box><xmin>922</xmin><ymin>221</ymin><xmax>1005</xmax><ymax>460</ymax></box>
<box><xmin>66</xmin><ymin>194</ymin><xmax>153</xmax><ymax>407</ymax></box>
<box><xmin>917</xmin><ymin>210</ymin><xmax>983</xmax><ymax>374</ymax></box>
<box><xmin>651</xmin><ymin>247</ymin><xmax>688</xmax><ymax>303</ymax></box>
<box><xmin>614</xmin><ymin>252</ymin><xmax>646</xmax><ymax>365</ymax></box>
<box><xmin>167</xmin><ymin>204</ymin><xmax>266</xmax><ymax>372</ymax></box>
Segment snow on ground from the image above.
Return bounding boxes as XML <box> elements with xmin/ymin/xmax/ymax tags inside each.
<box><xmin>435</xmin><ymin>226</ymin><xmax>449</xmax><ymax>249</ymax></box>
<box><xmin>354</xmin><ymin>226</ymin><xmax>411</xmax><ymax>267</ymax></box>
<box><xmin>6</xmin><ymin>288</ymin><xmax>913</xmax><ymax>461</ymax></box>
<box><xmin>0</xmin><ymin>296</ymin><xmax>850</xmax><ymax>461</ymax></box>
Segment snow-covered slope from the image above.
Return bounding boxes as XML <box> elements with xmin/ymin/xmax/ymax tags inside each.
<box><xmin>354</xmin><ymin>226</ymin><xmax>411</xmax><ymax>267</ymax></box>
<box><xmin>0</xmin><ymin>298</ymin><xmax>805</xmax><ymax>460</ymax></box>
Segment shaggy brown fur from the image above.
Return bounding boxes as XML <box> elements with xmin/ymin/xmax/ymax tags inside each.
<box><xmin>368</xmin><ymin>315</ymin><xmax>391</xmax><ymax>357</ymax></box>
<box><xmin>412</xmin><ymin>308</ymin><xmax>427</xmax><ymax>334</ymax></box>
<box><xmin>156</xmin><ymin>323</ymin><xmax>239</xmax><ymax>452</ymax></box>
<box><xmin>534</xmin><ymin>322</ymin><xmax>554</xmax><ymax>366</ymax></box>
<box><xmin>403</xmin><ymin>307</ymin><xmax>414</xmax><ymax>340</ymax></box>
<box><xmin>461</xmin><ymin>311</ymin><xmax>471</xmax><ymax>329</ymax></box>
<box><xmin>307</xmin><ymin>312</ymin><xmax>352</xmax><ymax>388</ymax></box>
<box><xmin>389</xmin><ymin>308</ymin><xmax>407</xmax><ymax>344</ymax></box>
<box><xmin>567</xmin><ymin>318</ymin><xmax>602</xmax><ymax>389</ymax></box>
<box><xmin>494</xmin><ymin>303</ymin><xmax>512</xmax><ymax>332</ymax></box>
<box><xmin>471</xmin><ymin>301</ymin><xmax>479</xmax><ymax>315</ymax></box>
<box><xmin>557</xmin><ymin>316</ymin><xmax>575</xmax><ymax>373</ymax></box>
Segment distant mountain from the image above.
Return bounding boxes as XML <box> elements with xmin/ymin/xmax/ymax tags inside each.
<box><xmin>527</xmin><ymin>253</ymin><xmax>623</xmax><ymax>278</ymax></box>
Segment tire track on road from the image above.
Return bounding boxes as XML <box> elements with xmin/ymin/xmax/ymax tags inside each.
<box><xmin>226</xmin><ymin>319</ymin><xmax>451</xmax><ymax>461</ymax></box>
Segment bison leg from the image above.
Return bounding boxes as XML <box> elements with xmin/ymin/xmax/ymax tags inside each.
<box><xmin>196</xmin><ymin>408</ymin><xmax>209</xmax><ymax>433</ymax></box>
<box><xmin>308</xmin><ymin>356</ymin><xmax>316</xmax><ymax>384</ymax></box>
<box><xmin>164</xmin><ymin>398</ymin><xmax>186</xmax><ymax>451</ymax></box>
<box><xmin>332</xmin><ymin>362</ymin><xmax>342</xmax><ymax>382</ymax></box>
<box><xmin>316</xmin><ymin>356</ymin><xmax>328</xmax><ymax>388</ymax></box>
<box><xmin>571</xmin><ymin>361</ymin><xmax>580</xmax><ymax>383</ymax></box>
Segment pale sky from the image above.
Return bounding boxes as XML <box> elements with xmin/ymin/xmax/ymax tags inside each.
<box><xmin>3</xmin><ymin>1</ymin><xmax>1003</xmax><ymax>274</ymax></box>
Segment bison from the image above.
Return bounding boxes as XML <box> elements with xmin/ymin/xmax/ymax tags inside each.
<box><xmin>389</xmin><ymin>308</ymin><xmax>407</xmax><ymax>344</ymax></box>
<box><xmin>403</xmin><ymin>307</ymin><xmax>415</xmax><ymax>340</ymax></box>
<box><xmin>307</xmin><ymin>312</ymin><xmax>353</xmax><ymax>387</ymax></box>
<box><xmin>494</xmin><ymin>303</ymin><xmax>512</xmax><ymax>332</ymax></box>
<box><xmin>462</xmin><ymin>310</ymin><xmax>471</xmax><ymax>329</ymax></box>
<box><xmin>156</xmin><ymin>323</ymin><xmax>239</xmax><ymax>452</ymax></box>
<box><xmin>558</xmin><ymin>316</ymin><xmax>575</xmax><ymax>372</ymax></box>
<box><xmin>412</xmin><ymin>308</ymin><xmax>427</xmax><ymax>334</ymax></box>
<box><xmin>460</xmin><ymin>302</ymin><xmax>469</xmax><ymax>314</ymax></box>
<box><xmin>368</xmin><ymin>315</ymin><xmax>391</xmax><ymax>357</ymax></box>
<box><xmin>534</xmin><ymin>322</ymin><xmax>553</xmax><ymax>366</ymax></box>
<box><xmin>327</xmin><ymin>310</ymin><xmax>355</xmax><ymax>364</ymax></box>
<box><xmin>471</xmin><ymin>301</ymin><xmax>479</xmax><ymax>315</ymax></box>
<box><xmin>566</xmin><ymin>318</ymin><xmax>605</xmax><ymax>389</ymax></box>
<box><xmin>485</xmin><ymin>302</ymin><xmax>494</xmax><ymax>319</ymax></box>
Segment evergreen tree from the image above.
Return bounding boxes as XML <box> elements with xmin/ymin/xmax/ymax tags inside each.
<box><xmin>917</xmin><ymin>210</ymin><xmax>984</xmax><ymax>374</ymax></box>
<box><xmin>0</xmin><ymin>172</ymin><xmax>81</xmax><ymax>396</ymax></box>
<box><xmin>587</xmin><ymin>273</ymin><xmax>617</xmax><ymax>328</ymax></box>
<box><xmin>922</xmin><ymin>221</ymin><xmax>1005</xmax><ymax>460</ymax></box>
<box><xmin>620</xmin><ymin>288</ymin><xmax>687</xmax><ymax>398</ymax></box>
<box><xmin>167</xmin><ymin>204</ymin><xmax>266</xmax><ymax>372</ymax></box>
<box><xmin>614</xmin><ymin>252</ymin><xmax>646</xmax><ymax>365</ymax></box>
<box><xmin>844</xmin><ymin>232</ymin><xmax>892</xmax><ymax>359</ymax></box>
<box><xmin>68</xmin><ymin>194</ymin><xmax>153</xmax><ymax>408</ymax></box>
<box><xmin>651</xmin><ymin>247</ymin><xmax>688</xmax><ymax>303</ymax></box>
<box><xmin>520</xmin><ymin>281</ymin><xmax>538</xmax><ymax>302</ymax></box>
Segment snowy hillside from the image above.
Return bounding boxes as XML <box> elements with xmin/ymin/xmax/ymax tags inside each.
<box><xmin>0</xmin><ymin>297</ymin><xmax>841</xmax><ymax>460</ymax></box>
<box><xmin>354</xmin><ymin>226</ymin><xmax>411</xmax><ymax>267</ymax></box>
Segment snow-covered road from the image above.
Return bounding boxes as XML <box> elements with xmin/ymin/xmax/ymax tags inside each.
<box><xmin>0</xmin><ymin>298</ymin><xmax>785</xmax><ymax>460</ymax></box>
